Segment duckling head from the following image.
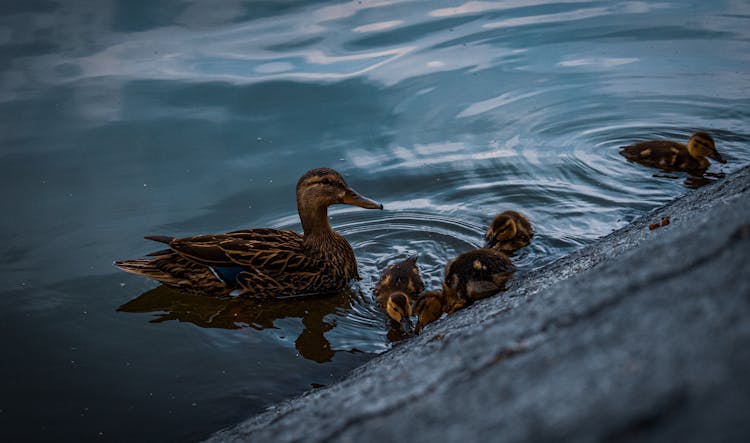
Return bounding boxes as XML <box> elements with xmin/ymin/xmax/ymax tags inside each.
<box><xmin>386</xmin><ymin>291</ymin><xmax>413</xmax><ymax>328</ymax></box>
<box><xmin>484</xmin><ymin>211</ymin><xmax>533</xmax><ymax>252</ymax></box>
<box><xmin>414</xmin><ymin>290</ymin><xmax>446</xmax><ymax>333</ymax></box>
<box><xmin>687</xmin><ymin>132</ymin><xmax>725</xmax><ymax>164</ymax></box>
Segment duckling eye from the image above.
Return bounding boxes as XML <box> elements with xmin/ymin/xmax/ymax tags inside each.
<box><xmin>320</xmin><ymin>178</ymin><xmax>332</xmax><ymax>185</ymax></box>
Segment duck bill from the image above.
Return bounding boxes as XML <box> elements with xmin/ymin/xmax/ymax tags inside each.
<box><xmin>402</xmin><ymin>315</ymin><xmax>415</xmax><ymax>333</ymax></box>
<box><xmin>341</xmin><ymin>188</ymin><xmax>383</xmax><ymax>209</ymax></box>
<box><xmin>710</xmin><ymin>152</ymin><xmax>727</xmax><ymax>164</ymax></box>
<box><xmin>483</xmin><ymin>234</ymin><xmax>499</xmax><ymax>250</ymax></box>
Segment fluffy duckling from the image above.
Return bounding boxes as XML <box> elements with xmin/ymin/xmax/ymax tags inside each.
<box><xmin>619</xmin><ymin>131</ymin><xmax>726</xmax><ymax>173</ymax></box>
<box><xmin>484</xmin><ymin>210</ymin><xmax>533</xmax><ymax>253</ymax></box>
<box><xmin>413</xmin><ymin>290</ymin><xmax>446</xmax><ymax>333</ymax></box>
<box><xmin>442</xmin><ymin>249</ymin><xmax>515</xmax><ymax>314</ymax></box>
<box><xmin>374</xmin><ymin>256</ymin><xmax>425</xmax><ymax>328</ymax></box>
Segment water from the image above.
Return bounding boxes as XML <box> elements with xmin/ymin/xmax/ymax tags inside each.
<box><xmin>1</xmin><ymin>0</ymin><xmax>748</xmax><ymax>440</ymax></box>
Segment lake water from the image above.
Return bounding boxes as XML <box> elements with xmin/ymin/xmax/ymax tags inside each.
<box><xmin>1</xmin><ymin>0</ymin><xmax>749</xmax><ymax>441</ymax></box>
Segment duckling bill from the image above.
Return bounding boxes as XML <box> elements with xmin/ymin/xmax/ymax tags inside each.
<box><xmin>115</xmin><ymin>168</ymin><xmax>383</xmax><ymax>297</ymax></box>
<box><xmin>374</xmin><ymin>256</ymin><xmax>424</xmax><ymax>330</ymax></box>
<box><xmin>619</xmin><ymin>131</ymin><xmax>725</xmax><ymax>173</ymax></box>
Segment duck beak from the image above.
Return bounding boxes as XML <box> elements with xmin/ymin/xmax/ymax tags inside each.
<box><xmin>710</xmin><ymin>151</ymin><xmax>727</xmax><ymax>164</ymax></box>
<box><xmin>342</xmin><ymin>188</ymin><xmax>383</xmax><ymax>209</ymax></box>
<box><xmin>403</xmin><ymin>315</ymin><xmax>414</xmax><ymax>333</ymax></box>
<box><xmin>483</xmin><ymin>234</ymin><xmax>497</xmax><ymax>249</ymax></box>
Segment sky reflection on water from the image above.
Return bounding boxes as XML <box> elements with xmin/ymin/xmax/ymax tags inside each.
<box><xmin>1</xmin><ymin>0</ymin><xmax>749</xmax><ymax>441</ymax></box>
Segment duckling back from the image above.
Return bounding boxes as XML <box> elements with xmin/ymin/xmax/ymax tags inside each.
<box><xmin>619</xmin><ymin>132</ymin><xmax>725</xmax><ymax>172</ymax></box>
<box><xmin>374</xmin><ymin>256</ymin><xmax>424</xmax><ymax>307</ymax></box>
<box><xmin>443</xmin><ymin>249</ymin><xmax>515</xmax><ymax>313</ymax></box>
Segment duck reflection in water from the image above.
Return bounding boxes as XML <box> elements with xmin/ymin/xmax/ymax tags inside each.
<box><xmin>118</xmin><ymin>285</ymin><xmax>364</xmax><ymax>363</ymax></box>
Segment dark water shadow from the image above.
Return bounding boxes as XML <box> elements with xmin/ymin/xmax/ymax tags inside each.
<box><xmin>117</xmin><ymin>285</ymin><xmax>362</xmax><ymax>363</ymax></box>
<box><xmin>651</xmin><ymin>171</ymin><xmax>726</xmax><ymax>189</ymax></box>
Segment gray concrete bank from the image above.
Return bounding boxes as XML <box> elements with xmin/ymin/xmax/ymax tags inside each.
<box><xmin>209</xmin><ymin>166</ymin><xmax>750</xmax><ymax>443</ymax></box>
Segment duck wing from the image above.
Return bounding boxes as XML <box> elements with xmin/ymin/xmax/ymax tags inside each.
<box><xmin>167</xmin><ymin>228</ymin><xmax>314</xmax><ymax>271</ymax></box>
<box><xmin>619</xmin><ymin>140</ymin><xmax>697</xmax><ymax>170</ymax></box>
<box><xmin>164</xmin><ymin>228</ymin><xmax>334</xmax><ymax>296</ymax></box>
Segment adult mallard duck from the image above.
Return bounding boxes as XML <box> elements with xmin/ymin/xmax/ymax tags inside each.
<box><xmin>442</xmin><ymin>248</ymin><xmax>515</xmax><ymax>314</ymax></box>
<box><xmin>115</xmin><ymin>168</ymin><xmax>383</xmax><ymax>297</ymax></box>
<box><xmin>619</xmin><ymin>131</ymin><xmax>726</xmax><ymax>172</ymax></box>
<box><xmin>484</xmin><ymin>210</ymin><xmax>533</xmax><ymax>253</ymax></box>
<box><xmin>374</xmin><ymin>256</ymin><xmax>424</xmax><ymax>329</ymax></box>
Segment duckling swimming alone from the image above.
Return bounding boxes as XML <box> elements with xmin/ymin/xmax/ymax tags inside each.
<box><xmin>115</xmin><ymin>168</ymin><xmax>383</xmax><ymax>297</ymax></box>
<box><xmin>484</xmin><ymin>210</ymin><xmax>533</xmax><ymax>253</ymax></box>
<box><xmin>374</xmin><ymin>256</ymin><xmax>424</xmax><ymax>328</ymax></box>
<box><xmin>619</xmin><ymin>131</ymin><xmax>726</xmax><ymax>173</ymax></box>
<box><xmin>442</xmin><ymin>249</ymin><xmax>515</xmax><ymax>314</ymax></box>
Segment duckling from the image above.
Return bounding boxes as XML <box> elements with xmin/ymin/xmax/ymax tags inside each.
<box><xmin>413</xmin><ymin>290</ymin><xmax>446</xmax><ymax>333</ymax></box>
<box><xmin>619</xmin><ymin>131</ymin><xmax>726</xmax><ymax>172</ymax></box>
<box><xmin>115</xmin><ymin>168</ymin><xmax>383</xmax><ymax>297</ymax></box>
<box><xmin>384</xmin><ymin>291</ymin><xmax>413</xmax><ymax>329</ymax></box>
<box><xmin>442</xmin><ymin>249</ymin><xmax>515</xmax><ymax>314</ymax></box>
<box><xmin>374</xmin><ymin>256</ymin><xmax>424</xmax><ymax>328</ymax></box>
<box><xmin>484</xmin><ymin>210</ymin><xmax>533</xmax><ymax>253</ymax></box>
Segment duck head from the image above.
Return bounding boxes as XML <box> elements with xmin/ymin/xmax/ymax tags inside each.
<box><xmin>687</xmin><ymin>132</ymin><xmax>725</xmax><ymax>164</ymax></box>
<box><xmin>414</xmin><ymin>290</ymin><xmax>446</xmax><ymax>333</ymax></box>
<box><xmin>484</xmin><ymin>210</ymin><xmax>533</xmax><ymax>253</ymax></box>
<box><xmin>386</xmin><ymin>291</ymin><xmax>413</xmax><ymax>329</ymax></box>
<box><xmin>296</xmin><ymin>168</ymin><xmax>382</xmax><ymax>235</ymax></box>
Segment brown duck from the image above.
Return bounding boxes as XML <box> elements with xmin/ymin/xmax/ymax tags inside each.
<box><xmin>374</xmin><ymin>256</ymin><xmax>424</xmax><ymax>328</ymax></box>
<box><xmin>414</xmin><ymin>248</ymin><xmax>515</xmax><ymax>332</ymax></box>
<box><xmin>619</xmin><ymin>131</ymin><xmax>726</xmax><ymax>172</ymax></box>
<box><xmin>115</xmin><ymin>168</ymin><xmax>383</xmax><ymax>297</ymax></box>
<box><xmin>442</xmin><ymin>248</ymin><xmax>515</xmax><ymax>314</ymax></box>
<box><xmin>484</xmin><ymin>210</ymin><xmax>533</xmax><ymax>253</ymax></box>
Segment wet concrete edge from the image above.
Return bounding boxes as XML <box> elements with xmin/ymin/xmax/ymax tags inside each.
<box><xmin>207</xmin><ymin>165</ymin><xmax>750</xmax><ymax>443</ymax></box>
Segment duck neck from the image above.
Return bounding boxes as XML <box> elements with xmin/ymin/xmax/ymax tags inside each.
<box><xmin>686</xmin><ymin>143</ymin><xmax>710</xmax><ymax>168</ymax></box>
<box><xmin>298</xmin><ymin>201</ymin><xmax>336</xmax><ymax>246</ymax></box>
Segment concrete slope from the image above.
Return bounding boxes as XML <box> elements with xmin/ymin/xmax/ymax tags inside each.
<box><xmin>209</xmin><ymin>166</ymin><xmax>750</xmax><ymax>443</ymax></box>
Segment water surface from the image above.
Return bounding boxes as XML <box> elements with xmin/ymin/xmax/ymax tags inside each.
<box><xmin>1</xmin><ymin>0</ymin><xmax>749</xmax><ymax>441</ymax></box>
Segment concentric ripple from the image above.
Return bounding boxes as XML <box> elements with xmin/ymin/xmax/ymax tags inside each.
<box><xmin>2</xmin><ymin>0</ymin><xmax>749</xmax><ymax>440</ymax></box>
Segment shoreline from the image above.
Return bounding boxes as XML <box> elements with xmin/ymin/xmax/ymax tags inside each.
<box><xmin>208</xmin><ymin>165</ymin><xmax>750</xmax><ymax>443</ymax></box>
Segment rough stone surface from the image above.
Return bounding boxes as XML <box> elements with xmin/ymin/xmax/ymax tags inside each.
<box><xmin>208</xmin><ymin>166</ymin><xmax>750</xmax><ymax>443</ymax></box>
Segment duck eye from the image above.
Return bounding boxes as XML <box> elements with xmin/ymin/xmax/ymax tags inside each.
<box><xmin>320</xmin><ymin>178</ymin><xmax>331</xmax><ymax>185</ymax></box>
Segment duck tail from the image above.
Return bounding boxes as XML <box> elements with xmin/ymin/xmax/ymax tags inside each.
<box><xmin>144</xmin><ymin>235</ymin><xmax>174</xmax><ymax>244</ymax></box>
<box><xmin>114</xmin><ymin>259</ymin><xmax>182</xmax><ymax>285</ymax></box>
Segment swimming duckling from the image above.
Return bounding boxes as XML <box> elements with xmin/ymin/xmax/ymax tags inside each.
<box><xmin>442</xmin><ymin>249</ymin><xmax>515</xmax><ymax>314</ymax></box>
<box><xmin>619</xmin><ymin>131</ymin><xmax>726</xmax><ymax>173</ymax></box>
<box><xmin>413</xmin><ymin>290</ymin><xmax>446</xmax><ymax>333</ymax></box>
<box><xmin>484</xmin><ymin>210</ymin><xmax>533</xmax><ymax>253</ymax></box>
<box><xmin>374</xmin><ymin>256</ymin><xmax>425</xmax><ymax>328</ymax></box>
